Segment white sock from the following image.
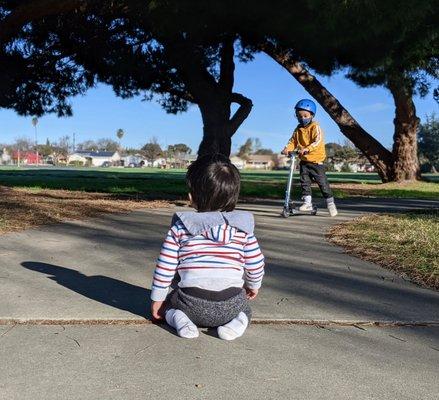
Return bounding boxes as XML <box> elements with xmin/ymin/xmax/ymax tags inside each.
<box><xmin>326</xmin><ymin>197</ymin><xmax>335</xmax><ymax>205</ymax></box>
<box><xmin>217</xmin><ymin>312</ymin><xmax>249</xmax><ymax>341</ymax></box>
<box><xmin>303</xmin><ymin>195</ymin><xmax>312</xmax><ymax>205</ymax></box>
<box><xmin>165</xmin><ymin>309</ymin><xmax>199</xmax><ymax>339</ymax></box>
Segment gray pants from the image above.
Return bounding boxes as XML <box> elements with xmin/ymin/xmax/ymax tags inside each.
<box><xmin>168</xmin><ymin>288</ymin><xmax>252</xmax><ymax>328</ymax></box>
<box><xmin>300</xmin><ymin>161</ymin><xmax>333</xmax><ymax>199</ymax></box>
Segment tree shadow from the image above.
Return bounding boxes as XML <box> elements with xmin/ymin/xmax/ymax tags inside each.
<box><xmin>21</xmin><ymin>261</ymin><xmax>151</xmax><ymax>319</ymax></box>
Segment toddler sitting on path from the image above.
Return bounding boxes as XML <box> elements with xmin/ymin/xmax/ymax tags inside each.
<box><xmin>150</xmin><ymin>154</ymin><xmax>265</xmax><ymax>340</ymax></box>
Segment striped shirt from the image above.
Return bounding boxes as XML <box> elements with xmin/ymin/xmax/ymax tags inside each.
<box><xmin>151</xmin><ymin>218</ymin><xmax>265</xmax><ymax>301</ymax></box>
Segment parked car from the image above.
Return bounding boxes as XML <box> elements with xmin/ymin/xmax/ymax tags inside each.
<box><xmin>101</xmin><ymin>161</ymin><xmax>111</xmax><ymax>167</ymax></box>
<box><xmin>127</xmin><ymin>160</ymin><xmax>145</xmax><ymax>168</ymax></box>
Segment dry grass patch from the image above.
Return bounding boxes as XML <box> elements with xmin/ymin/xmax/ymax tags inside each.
<box><xmin>328</xmin><ymin>209</ymin><xmax>439</xmax><ymax>290</ymax></box>
<box><xmin>0</xmin><ymin>186</ymin><xmax>171</xmax><ymax>234</ymax></box>
<box><xmin>330</xmin><ymin>180</ymin><xmax>439</xmax><ymax>199</ymax></box>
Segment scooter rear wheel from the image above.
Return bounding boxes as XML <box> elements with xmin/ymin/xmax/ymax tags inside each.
<box><xmin>281</xmin><ymin>208</ymin><xmax>289</xmax><ymax>218</ymax></box>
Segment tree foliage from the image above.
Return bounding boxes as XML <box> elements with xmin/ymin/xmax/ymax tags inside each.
<box><xmin>1</xmin><ymin>0</ymin><xmax>437</xmax><ymax>165</ymax></box>
<box><xmin>418</xmin><ymin>114</ymin><xmax>439</xmax><ymax>172</ymax></box>
<box><xmin>141</xmin><ymin>138</ymin><xmax>163</xmax><ymax>163</ymax></box>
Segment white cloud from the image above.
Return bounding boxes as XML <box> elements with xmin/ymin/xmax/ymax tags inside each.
<box><xmin>238</xmin><ymin>128</ymin><xmax>286</xmax><ymax>139</ymax></box>
<box><xmin>355</xmin><ymin>102</ymin><xmax>391</xmax><ymax>113</ymax></box>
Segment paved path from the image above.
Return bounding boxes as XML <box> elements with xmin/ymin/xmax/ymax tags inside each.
<box><xmin>1</xmin><ymin>197</ymin><xmax>438</xmax><ymax>400</ymax></box>
<box><xmin>1</xmin><ymin>324</ymin><xmax>438</xmax><ymax>400</ymax></box>
<box><xmin>0</xmin><ymin>198</ymin><xmax>438</xmax><ymax>323</ymax></box>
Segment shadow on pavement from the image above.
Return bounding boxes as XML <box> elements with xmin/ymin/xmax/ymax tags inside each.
<box><xmin>262</xmin><ymin>262</ymin><xmax>439</xmax><ymax>323</ymax></box>
<box><xmin>240</xmin><ymin>197</ymin><xmax>439</xmax><ymax>214</ymax></box>
<box><xmin>21</xmin><ymin>261</ymin><xmax>151</xmax><ymax>319</ymax></box>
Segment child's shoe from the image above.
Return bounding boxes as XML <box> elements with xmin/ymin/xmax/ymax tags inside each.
<box><xmin>326</xmin><ymin>197</ymin><xmax>338</xmax><ymax>217</ymax></box>
<box><xmin>217</xmin><ymin>312</ymin><xmax>249</xmax><ymax>341</ymax></box>
<box><xmin>298</xmin><ymin>203</ymin><xmax>314</xmax><ymax>212</ymax></box>
<box><xmin>165</xmin><ymin>309</ymin><xmax>199</xmax><ymax>339</ymax></box>
<box><xmin>299</xmin><ymin>195</ymin><xmax>313</xmax><ymax>211</ymax></box>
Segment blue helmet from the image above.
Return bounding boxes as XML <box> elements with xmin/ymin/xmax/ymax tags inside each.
<box><xmin>294</xmin><ymin>99</ymin><xmax>316</xmax><ymax>115</ymax></box>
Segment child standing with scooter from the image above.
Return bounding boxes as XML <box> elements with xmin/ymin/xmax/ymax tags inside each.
<box><xmin>281</xmin><ymin>99</ymin><xmax>338</xmax><ymax>217</ymax></box>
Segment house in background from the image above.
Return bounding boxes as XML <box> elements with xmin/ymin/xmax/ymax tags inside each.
<box><xmin>154</xmin><ymin>157</ymin><xmax>168</xmax><ymax>168</ymax></box>
<box><xmin>245</xmin><ymin>154</ymin><xmax>275</xmax><ymax>170</ymax></box>
<box><xmin>230</xmin><ymin>155</ymin><xmax>245</xmax><ymax>169</ymax></box>
<box><xmin>272</xmin><ymin>154</ymin><xmax>290</xmax><ymax>169</ymax></box>
<box><xmin>121</xmin><ymin>154</ymin><xmax>145</xmax><ymax>167</ymax></box>
<box><xmin>1</xmin><ymin>148</ymin><xmax>12</xmax><ymax>165</ymax></box>
<box><xmin>67</xmin><ymin>150</ymin><xmax>121</xmax><ymax>167</ymax></box>
<box><xmin>12</xmin><ymin>151</ymin><xmax>43</xmax><ymax>165</ymax></box>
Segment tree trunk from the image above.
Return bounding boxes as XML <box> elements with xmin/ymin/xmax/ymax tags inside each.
<box><xmin>198</xmin><ymin>100</ymin><xmax>233</xmax><ymax>157</ymax></box>
<box><xmin>388</xmin><ymin>80</ymin><xmax>421</xmax><ymax>181</ymax></box>
<box><xmin>164</xmin><ymin>37</ymin><xmax>253</xmax><ymax>159</ymax></box>
<box><xmin>262</xmin><ymin>43</ymin><xmax>396</xmax><ymax>182</ymax></box>
<box><xmin>197</xmin><ymin>93</ymin><xmax>253</xmax><ymax>158</ymax></box>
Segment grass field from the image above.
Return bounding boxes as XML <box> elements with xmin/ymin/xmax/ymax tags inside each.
<box><xmin>0</xmin><ymin>166</ymin><xmax>438</xmax><ymax>199</ymax></box>
<box><xmin>328</xmin><ymin>210</ymin><xmax>439</xmax><ymax>290</ymax></box>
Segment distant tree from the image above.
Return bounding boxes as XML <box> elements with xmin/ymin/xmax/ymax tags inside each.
<box><xmin>76</xmin><ymin>140</ymin><xmax>97</xmax><ymax>151</ymax></box>
<box><xmin>418</xmin><ymin>114</ymin><xmax>439</xmax><ymax>173</ymax></box>
<box><xmin>57</xmin><ymin>135</ymin><xmax>71</xmax><ymax>155</ymax></box>
<box><xmin>325</xmin><ymin>143</ymin><xmax>343</xmax><ymax>158</ymax></box>
<box><xmin>96</xmin><ymin>138</ymin><xmax>119</xmax><ymax>152</ymax></box>
<box><xmin>38</xmin><ymin>138</ymin><xmax>53</xmax><ymax>157</ymax></box>
<box><xmin>237</xmin><ymin>138</ymin><xmax>254</xmax><ymax>160</ymax></box>
<box><xmin>254</xmin><ymin>148</ymin><xmax>273</xmax><ymax>155</ymax></box>
<box><xmin>237</xmin><ymin>137</ymin><xmax>267</xmax><ymax>159</ymax></box>
<box><xmin>13</xmin><ymin>137</ymin><xmax>33</xmax><ymax>151</ymax></box>
<box><xmin>76</xmin><ymin>138</ymin><xmax>119</xmax><ymax>152</ymax></box>
<box><xmin>116</xmin><ymin>129</ymin><xmax>125</xmax><ymax>141</ymax></box>
<box><xmin>142</xmin><ymin>138</ymin><xmax>163</xmax><ymax>164</ymax></box>
<box><xmin>171</xmin><ymin>143</ymin><xmax>192</xmax><ymax>155</ymax></box>
<box><xmin>333</xmin><ymin>146</ymin><xmax>358</xmax><ymax>163</ymax></box>
<box><xmin>116</xmin><ymin>128</ymin><xmax>125</xmax><ymax>149</ymax></box>
<box><xmin>167</xmin><ymin>143</ymin><xmax>192</xmax><ymax>167</ymax></box>
<box><xmin>124</xmin><ymin>147</ymin><xmax>142</xmax><ymax>155</ymax></box>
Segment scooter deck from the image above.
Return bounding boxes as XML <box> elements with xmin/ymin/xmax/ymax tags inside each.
<box><xmin>281</xmin><ymin>204</ymin><xmax>317</xmax><ymax>218</ymax></box>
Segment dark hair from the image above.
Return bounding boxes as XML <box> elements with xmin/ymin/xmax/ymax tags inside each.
<box><xmin>186</xmin><ymin>154</ymin><xmax>241</xmax><ymax>212</ymax></box>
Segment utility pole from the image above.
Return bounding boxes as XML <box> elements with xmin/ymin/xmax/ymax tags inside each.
<box><xmin>72</xmin><ymin>132</ymin><xmax>76</xmax><ymax>152</ymax></box>
<box><xmin>32</xmin><ymin>117</ymin><xmax>39</xmax><ymax>166</ymax></box>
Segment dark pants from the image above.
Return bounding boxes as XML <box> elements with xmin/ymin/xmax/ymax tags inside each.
<box><xmin>300</xmin><ymin>162</ymin><xmax>332</xmax><ymax>199</ymax></box>
<box><xmin>168</xmin><ymin>287</ymin><xmax>251</xmax><ymax>328</ymax></box>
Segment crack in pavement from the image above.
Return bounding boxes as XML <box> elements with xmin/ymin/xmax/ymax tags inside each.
<box><xmin>0</xmin><ymin>318</ymin><xmax>438</xmax><ymax>327</ymax></box>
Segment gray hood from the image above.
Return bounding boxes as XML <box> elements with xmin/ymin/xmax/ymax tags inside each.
<box><xmin>173</xmin><ymin>210</ymin><xmax>254</xmax><ymax>242</ymax></box>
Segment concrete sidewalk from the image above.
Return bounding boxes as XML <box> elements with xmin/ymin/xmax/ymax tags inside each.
<box><xmin>1</xmin><ymin>197</ymin><xmax>438</xmax><ymax>323</ymax></box>
<box><xmin>1</xmin><ymin>324</ymin><xmax>438</xmax><ymax>400</ymax></box>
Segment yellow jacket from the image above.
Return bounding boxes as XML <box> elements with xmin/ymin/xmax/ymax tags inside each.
<box><xmin>284</xmin><ymin>121</ymin><xmax>326</xmax><ymax>163</ymax></box>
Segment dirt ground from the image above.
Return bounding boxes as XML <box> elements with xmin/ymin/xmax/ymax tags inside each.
<box><xmin>0</xmin><ymin>186</ymin><xmax>171</xmax><ymax>234</ymax></box>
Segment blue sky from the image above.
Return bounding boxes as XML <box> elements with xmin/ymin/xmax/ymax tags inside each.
<box><xmin>1</xmin><ymin>53</ymin><xmax>438</xmax><ymax>153</ymax></box>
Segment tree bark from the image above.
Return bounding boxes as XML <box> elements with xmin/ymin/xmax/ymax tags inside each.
<box><xmin>262</xmin><ymin>43</ymin><xmax>396</xmax><ymax>182</ymax></box>
<box><xmin>388</xmin><ymin>79</ymin><xmax>421</xmax><ymax>181</ymax></box>
<box><xmin>197</xmin><ymin>93</ymin><xmax>253</xmax><ymax>158</ymax></box>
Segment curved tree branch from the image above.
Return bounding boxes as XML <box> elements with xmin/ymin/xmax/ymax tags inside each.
<box><xmin>262</xmin><ymin>41</ymin><xmax>395</xmax><ymax>181</ymax></box>
<box><xmin>229</xmin><ymin>92</ymin><xmax>253</xmax><ymax>136</ymax></box>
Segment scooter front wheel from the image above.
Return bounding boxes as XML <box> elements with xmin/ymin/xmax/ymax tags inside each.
<box><xmin>281</xmin><ymin>208</ymin><xmax>290</xmax><ymax>218</ymax></box>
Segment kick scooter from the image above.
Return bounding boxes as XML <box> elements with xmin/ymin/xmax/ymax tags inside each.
<box><xmin>281</xmin><ymin>152</ymin><xmax>317</xmax><ymax>218</ymax></box>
